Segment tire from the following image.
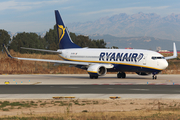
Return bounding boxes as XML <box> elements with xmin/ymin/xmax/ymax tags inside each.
<box><xmin>90</xmin><ymin>75</ymin><xmax>98</xmax><ymax>79</ymax></box>
<box><xmin>90</xmin><ymin>75</ymin><xmax>94</xmax><ymax>79</ymax></box>
<box><xmin>122</xmin><ymin>72</ymin><xmax>126</xmax><ymax>78</ymax></box>
<box><xmin>94</xmin><ymin>76</ymin><xmax>98</xmax><ymax>79</ymax></box>
<box><xmin>117</xmin><ymin>73</ymin><xmax>121</xmax><ymax>78</ymax></box>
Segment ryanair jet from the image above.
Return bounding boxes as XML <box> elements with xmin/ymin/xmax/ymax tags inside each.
<box><xmin>3</xmin><ymin>10</ymin><xmax>177</xmax><ymax>79</ymax></box>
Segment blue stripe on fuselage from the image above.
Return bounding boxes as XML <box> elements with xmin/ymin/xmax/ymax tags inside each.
<box><xmin>108</xmin><ymin>64</ymin><xmax>161</xmax><ymax>73</ymax></box>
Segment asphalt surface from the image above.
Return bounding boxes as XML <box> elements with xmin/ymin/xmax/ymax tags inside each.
<box><xmin>0</xmin><ymin>74</ymin><xmax>180</xmax><ymax>85</ymax></box>
<box><xmin>1</xmin><ymin>85</ymin><xmax>180</xmax><ymax>94</ymax></box>
<box><xmin>1</xmin><ymin>74</ymin><xmax>180</xmax><ymax>99</ymax></box>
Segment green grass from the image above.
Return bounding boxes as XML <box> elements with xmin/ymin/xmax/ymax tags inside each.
<box><xmin>2</xmin><ymin>108</ymin><xmax>9</xmax><ymax>111</ymax></box>
<box><xmin>40</xmin><ymin>103</ymin><xmax>46</xmax><ymax>106</ymax></box>
<box><xmin>93</xmin><ymin>101</ymin><xmax>99</xmax><ymax>104</ymax></box>
<box><xmin>0</xmin><ymin>101</ymin><xmax>38</xmax><ymax>110</ymax></box>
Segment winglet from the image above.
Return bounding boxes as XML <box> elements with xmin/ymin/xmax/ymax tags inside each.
<box><xmin>3</xmin><ymin>44</ymin><xmax>13</xmax><ymax>58</ymax></box>
<box><xmin>165</xmin><ymin>42</ymin><xmax>177</xmax><ymax>60</ymax></box>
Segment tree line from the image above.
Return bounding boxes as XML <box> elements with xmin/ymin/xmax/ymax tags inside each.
<box><xmin>0</xmin><ymin>25</ymin><xmax>106</xmax><ymax>54</ymax></box>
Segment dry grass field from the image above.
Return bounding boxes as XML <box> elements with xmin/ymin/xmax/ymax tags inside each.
<box><xmin>0</xmin><ymin>50</ymin><xmax>180</xmax><ymax>74</ymax></box>
<box><xmin>0</xmin><ymin>99</ymin><xmax>180</xmax><ymax>119</ymax></box>
<box><xmin>0</xmin><ymin>50</ymin><xmax>87</xmax><ymax>74</ymax></box>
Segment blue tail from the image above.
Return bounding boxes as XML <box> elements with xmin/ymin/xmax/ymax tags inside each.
<box><xmin>55</xmin><ymin>10</ymin><xmax>81</xmax><ymax>49</ymax></box>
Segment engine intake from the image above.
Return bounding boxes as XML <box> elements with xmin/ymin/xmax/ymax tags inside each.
<box><xmin>87</xmin><ymin>64</ymin><xmax>107</xmax><ymax>76</ymax></box>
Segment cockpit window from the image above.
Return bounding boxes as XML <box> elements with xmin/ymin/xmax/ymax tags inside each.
<box><xmin>152</xmin><ymin>57</ymin><xmax>165</xmax><ymax>60</ymax></box>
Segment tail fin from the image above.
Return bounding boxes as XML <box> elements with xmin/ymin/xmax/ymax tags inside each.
<box><xmin>55</xmin><ymin>10</ymin><xmax>81</xmax><ymax>49</ymax></box>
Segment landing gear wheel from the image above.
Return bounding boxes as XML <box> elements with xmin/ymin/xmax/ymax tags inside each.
<box><xmin>117</xmin><ymin>72</ymin><xmax>126</xmax><ymax>78</ymax></box>
<box><xmin>90</xmin><ymin>75</ymin><xmax>94</xmax><ymax>79</ymax></box>
<box><xmin>117</xmin><ymin>72</ymin><xmax>122</xmax><ymax>78</ymax></box>
<box><xmin>94</xmin><ymin>76</ymin><xmax>98</xmax><ymax>79</ymax></box>
<box><xmin>122</xmin><ymin>72</ymin><xmax>126</xmax><ymax>78</ymax></box>
<box><xmin>152</xmin><ymin>75</ymin><xmax>157</xmax><ymax>79</ymax></box>
<box><xmin>90</xmin><ymin>75</ymin><xmax>98</xmax><ymax>79</ymax></box>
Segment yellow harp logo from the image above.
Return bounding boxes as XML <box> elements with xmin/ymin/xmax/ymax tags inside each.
<box><xmin>58</xmin><ymin>25</ymin><xmax>65</xmax><ymax>43</ymax></box>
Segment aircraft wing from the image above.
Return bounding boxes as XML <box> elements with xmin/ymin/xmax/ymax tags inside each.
<box><xmin>14</xmin><ymin>57</ymin><xmax>89</xmax><ymax>65</ymax></box>
<box><xmin>20</xmin><ymin>47</ymin><xmax>62</xmax><ymax>54</ymax></box>
<box><xmin>165</xmin><ymin>43</ymin><xmax>177</xmax><ymax>60</ymax></box>
<box><xmin>3</xmin><ymin>44</ymin><xmax>88</xmax><ymax>66</ymax></box>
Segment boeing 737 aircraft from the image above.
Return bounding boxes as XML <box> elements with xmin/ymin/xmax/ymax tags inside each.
<box><xmin>3</xmin><ymin>10</ymin><xmax>177</xmax><ymax>79</ymax></box>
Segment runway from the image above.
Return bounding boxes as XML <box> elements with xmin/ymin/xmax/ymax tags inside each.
<box><xmin>0</xmin><ymin>74</ymin><xmax>180</xmax><ymax>85</ymax></box>
<box><xmin>0</xmin><ymin>74</ymin><xmax>180</xmax><ymax>99</ymax></box>
<box><xmin>0</xmin><ymin>85</ymin><xmax>180</xmax><ymax>94</ymax></box>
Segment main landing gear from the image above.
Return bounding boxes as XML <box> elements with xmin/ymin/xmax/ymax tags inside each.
<box><xmin>117</xmin><ymin>72</ymin><xmax>126</xmax><ymax>78</ymax></box>
<box><xmin>152</xmin><ymin>75</ymin><xmax>157</xmax><ymax>79</ymax></box>
<box><xmin>90</xmin><ymin>75</ymin><xmax>98</xmax><ymax>79</ymax></box>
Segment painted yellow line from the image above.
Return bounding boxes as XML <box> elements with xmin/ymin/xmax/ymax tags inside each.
<box><xmin>52</xmin><ymin>96</ymin><xmax>64</xmax><ymax>99</ymax></box>
<box><xmin>64</xmin><ymin>96</ymin><xmax>75</xmax><ymax>99</ymax></box>
<box><xmin>52</xmin><ymin>96</ymin><xmax>75</xmax><ymax>99</ymax></box>
<box><xmin>109</xmin><ymin>96</ymin><xmax>121</xmax><ymax>99</ymax></box>
<box><xmin>4</xmin><ymin>81</ymin><xmax>10</xmax><ymax>84</ymax></box>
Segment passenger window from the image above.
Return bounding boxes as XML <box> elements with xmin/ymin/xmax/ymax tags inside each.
<box><xmin>152</xmin><ymin>56</ymin><xmax>165</xmax><ymax>60</ymax></box>
<box><xmin>152</xmin><ymin>57</ymin><xmax>157</xmax><ymax>60</ymax></box>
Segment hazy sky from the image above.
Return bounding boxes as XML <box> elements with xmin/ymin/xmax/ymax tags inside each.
<box><xmin>1</xmin><ymin>0</ymin><xmax>180</xmax><ymax>33</ymax></box>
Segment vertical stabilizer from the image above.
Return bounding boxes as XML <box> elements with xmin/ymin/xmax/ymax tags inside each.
<box><xmin>55</xmin><ymin>10</ymin><xmax>81</xmax><ymax>49</ymax></box>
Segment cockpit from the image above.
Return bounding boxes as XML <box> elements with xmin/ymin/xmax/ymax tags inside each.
<box><xmin>151</xmin><ymin>56</ymin><xmax>165</xmax><ymax>60</ymax></box>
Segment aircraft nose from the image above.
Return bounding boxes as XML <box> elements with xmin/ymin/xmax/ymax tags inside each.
<box><xmin>161</xmin><ymin>60</ymin><xmax>168</xmax><ymax>69</ymax></box>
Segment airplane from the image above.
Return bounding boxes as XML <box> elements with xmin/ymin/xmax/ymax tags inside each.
<box><xmin>3</xmin><ymin>10</ymin><xmax>177</xmax><ymax>79</ymax></box>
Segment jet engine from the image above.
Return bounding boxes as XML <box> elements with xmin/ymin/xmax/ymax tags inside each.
<box><xmin>136</xmin><ymin>72</ymin><xmax>151</xmax><ymax>76</ymax></box>
<box><xmin>87</xmin><ymin>64</ymin><xmax>107</xmax><ymax>76</ymax></box>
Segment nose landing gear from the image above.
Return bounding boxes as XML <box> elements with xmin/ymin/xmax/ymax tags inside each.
<box><xmin>152</xmin><ymin>72</ymin><xmax>158</xmax><ymax>79</ymax></box>
<box><xmin>152</xmin><ymin>75</ymin><xmax>157</xmax><ymax>79</ymax></box>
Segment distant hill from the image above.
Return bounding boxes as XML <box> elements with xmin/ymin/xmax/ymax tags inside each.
<box><xmin>89</xmin><ymin>34</ymin><xmax>180</xmax><ymax>50</ymax></box>
<box><xmin>68</xmin><ymin>12</ymin><xmax>180</xmax><ymax>41</ymax></box>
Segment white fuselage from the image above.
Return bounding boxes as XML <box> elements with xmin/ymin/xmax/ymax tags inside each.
<box><xmin>58</xmin><ymin>48</ymin><xmax>168</xmax><ymax>72</ymax></box>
